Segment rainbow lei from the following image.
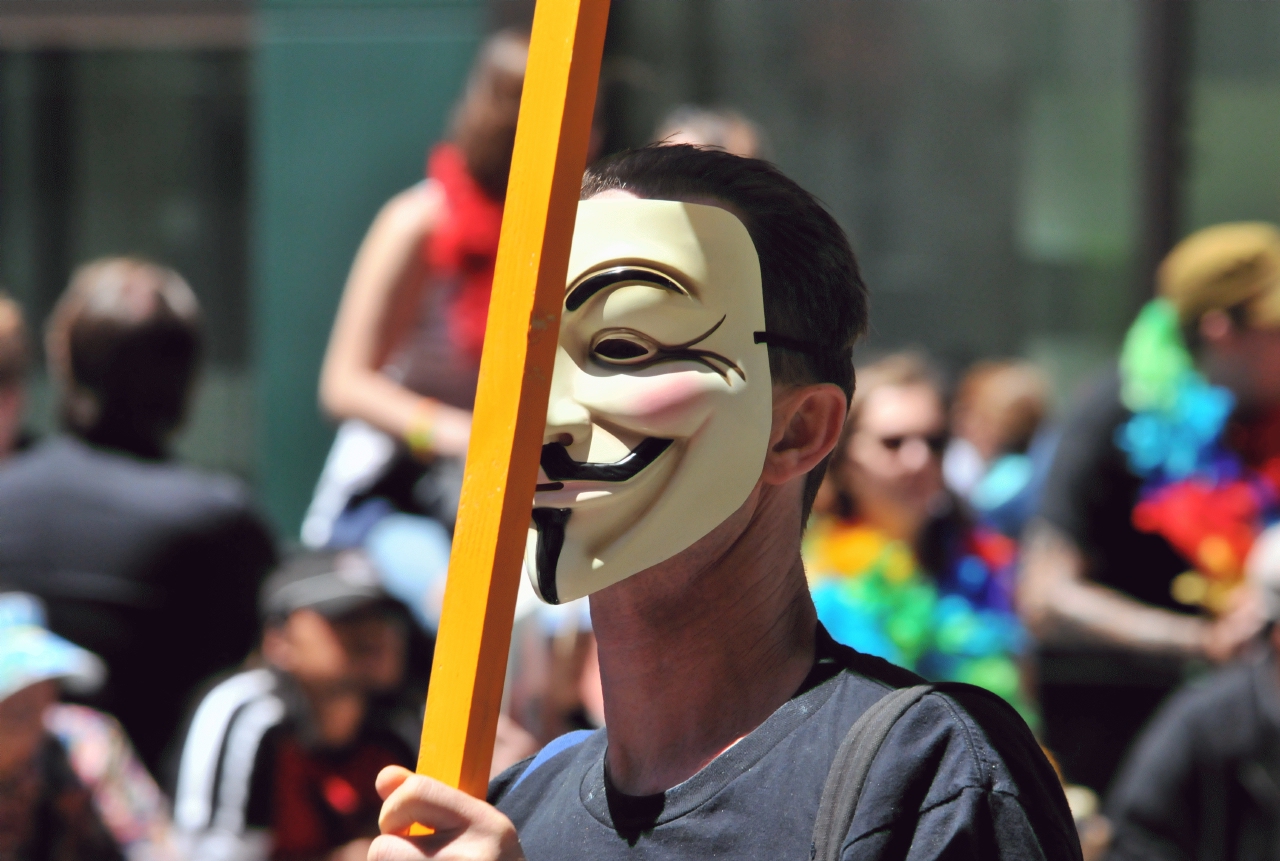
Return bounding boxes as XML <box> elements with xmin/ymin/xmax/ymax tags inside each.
<box><xmin>804</xmin><ymin>519</ymin><xmax>1031</xmax><ymax>721</ymax></box>
<box><xmin>1116</xmin><ymin>299</ymin><xmax>1280</xmax><ymax>610</ymax></box>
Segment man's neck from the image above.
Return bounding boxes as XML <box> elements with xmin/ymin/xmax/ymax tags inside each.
<box><xmin>589</xmin><ymin>487</ymin><xmax>818</xmax><ymax>796</ymax></box>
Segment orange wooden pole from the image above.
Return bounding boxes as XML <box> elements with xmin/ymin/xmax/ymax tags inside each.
<box><xmin>415</xmin><ymin>0</ymin><xmax>610</xmax><ymax>799</ymax></box>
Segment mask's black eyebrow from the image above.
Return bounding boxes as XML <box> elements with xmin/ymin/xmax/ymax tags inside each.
<box><xmin>565</xmin><ymin>266</ymin><xmax>688</xmax><ymax>312</ymax></box>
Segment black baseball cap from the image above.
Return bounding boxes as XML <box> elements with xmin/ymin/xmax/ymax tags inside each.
<box><xmin>259</xmin><ymin>549</ymin><xmax>393</xmax><ymax>621</ymax></box>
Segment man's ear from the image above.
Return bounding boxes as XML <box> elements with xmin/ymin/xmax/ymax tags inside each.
<box><xmin>762</xmin><ymin>384</ymin><xmax>847</xmax><ymax>487</ymax></box>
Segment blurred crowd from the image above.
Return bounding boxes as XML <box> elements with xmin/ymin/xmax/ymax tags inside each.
<box><xmin>3</xmin><ymin>28</ymin><xmax>1280</xmax><ymax>861</ymax></box>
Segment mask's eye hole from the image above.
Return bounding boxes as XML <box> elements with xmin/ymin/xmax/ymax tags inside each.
<box><xmin>591</xmin><ymin>333</ymin><xmax>657</xmax><ymax>364</ymax></box>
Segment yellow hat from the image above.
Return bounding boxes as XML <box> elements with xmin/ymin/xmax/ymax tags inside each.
<box><xmin>1157</xmin><ymin>222</ymin><xmax>1280</xmax><ymax>328</ymax></box>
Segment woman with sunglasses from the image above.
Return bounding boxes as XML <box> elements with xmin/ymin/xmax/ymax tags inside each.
<box><xmin>804</xmin><ymin>352</ymin><xmax>1033</xmax><ymax>719</ymax></box>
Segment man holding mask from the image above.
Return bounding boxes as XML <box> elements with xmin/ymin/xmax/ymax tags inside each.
<box><xmin>370</xmin><ymin>146</ymin><xmax>1080</xmax><ymax>861</ymax></box>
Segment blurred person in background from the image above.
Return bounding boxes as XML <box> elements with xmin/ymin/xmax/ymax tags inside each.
<box><xmin>0</xmin><ymin>257</ymin><xmax>277</xmax><ymax>775</ymax></box>
<box><xmin>0</xmin><ymin>591</ymin><xmax>178</xmax><ymax>861</ymax></box>
<box><xmin>173</xmin><ymin>550</ymin><xmax>415</xmax><ymax>861</ymax></box>
<box><xmin>305</xmin><ymin>30</ymin><xmax>593</xmax><ymax>768</ymax></box>
<box><xmin>1022</xmin><ymin>223</ymin><xmax>1280</xmax><ymax>794</ymax></box>
<box><xmin>501</xmin><ymin>593</ymin><xmax>602</xmax><ymax>760</ymax></box>
<box><xmin>805</xmin><ymin>352</ymin><xmax>1030</xmax><ymax>718</ymax></box>
<box><xmin>304</xmin><ymin>31</ymin><xmax>530</xmax><ymax>629</ymax></box>
<box><xmin>944</xmin><ymin>359</ymin><xmax>1057</xmax><ymax>538</ymax></box>
<box><xmin>653</xmin><ymin>104</ymin><xmax>767</xmax><ymax>159</ymax></box>
<box><xmin>0</xmin><ymin>292</ymin><xmax>31</xmax><ymax>461</ymax></box>
<box><xmin>1104</xmin><ymin>524</ymin><xmax>1280</xmax><ymax>861</ymax></box>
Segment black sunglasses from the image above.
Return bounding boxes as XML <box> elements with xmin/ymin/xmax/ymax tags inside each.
<box><xmin>878</xmin><ymin>433</ymin><xmax>948</xmax><ymax>455</ymax></box>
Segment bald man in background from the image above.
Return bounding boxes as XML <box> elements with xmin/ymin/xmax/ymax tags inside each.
<box><xmin>0</xmin><ymin>292</ymin><xmax>30</xmax><ymax>462</ymax></box>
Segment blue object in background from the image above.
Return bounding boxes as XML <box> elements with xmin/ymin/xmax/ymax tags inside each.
<box><xmin>365</xmin><ymin>513</ymin><xmax>453</xmax><ymax>633</ymax></box>
<box><xmin>971</xmin><ymin>427</ymin><xmax>1061</xmax><ymax>538</ymax></box>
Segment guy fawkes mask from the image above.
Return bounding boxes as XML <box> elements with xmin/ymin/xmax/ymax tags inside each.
<box><xmin>524</xmin><ymin>198</ymin><xmax>773</xmax><ymax>604</ymax></box>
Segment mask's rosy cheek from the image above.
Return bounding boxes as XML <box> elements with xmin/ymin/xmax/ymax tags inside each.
<box><xmin>576</xmin><ymin>371</ymin><xmax>724</xmax><ymax>435</ymax></box>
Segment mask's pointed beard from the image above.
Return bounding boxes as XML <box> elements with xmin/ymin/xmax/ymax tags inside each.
<box><xmin>530</xmin><ymin>508</ymin><xmax>572</xmax><ymax>604</ymax></box>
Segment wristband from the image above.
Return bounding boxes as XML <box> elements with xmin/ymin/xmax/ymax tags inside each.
<box><xmin>405</xmin><ymin>402</ymin><xmax>440</xmax><ymax>459</ymax></box>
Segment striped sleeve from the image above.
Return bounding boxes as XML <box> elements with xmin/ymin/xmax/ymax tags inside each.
<box><xmin>173</xmin><ymin>668</ymin><xmax>284</xmax><ymax>842</ymax></box>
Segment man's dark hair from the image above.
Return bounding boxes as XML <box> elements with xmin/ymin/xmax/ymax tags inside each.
<box><xmin>582</xmin><ymin>144</ymin><xmax>869</xmax><ymax>520</ymax></box>
<box><xmin>46</xmin><ymin>257</ymin><xmax>201</xmax><ymax>459</ymax></box>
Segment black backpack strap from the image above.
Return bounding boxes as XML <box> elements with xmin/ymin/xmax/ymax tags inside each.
<box><xmin>811</xmin><ymin>684</ymin><xmax>935</xmax><ymax>861</ymax></box>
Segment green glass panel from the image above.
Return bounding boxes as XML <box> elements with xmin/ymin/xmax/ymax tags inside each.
<box><xmin>253</xmin><ymin>0</ymin><xmax>483</xmax><ymax>535</ymax></box>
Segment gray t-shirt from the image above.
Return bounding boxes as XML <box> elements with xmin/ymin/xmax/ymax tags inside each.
<box><xmin>490</xmin><ymin>626</ymin><xmax>1081</xmax><ymax>860</ymax></box>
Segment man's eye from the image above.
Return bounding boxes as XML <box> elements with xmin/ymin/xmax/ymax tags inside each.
<box><xmin>592</xmin><ymin>336</ymin><xmax>656</xmax><ymax>364</ymax></box>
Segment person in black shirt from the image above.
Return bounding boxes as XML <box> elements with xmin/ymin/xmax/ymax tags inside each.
<box><xmin>1105</xmin><ymin>525</ymin><xmax>1280</xmax><ymax>861</ymax></box>
<box><xmin>1021</xmin><ymin>223</ymin><xmax>1280</xmax><ymax>794</ymax></box>
<box><xmin>0</xmin><ymin>258</ymin><xmax>277</xmax><ymax>774</ymax></box>
<box><xmin>370</xmin><ymin>146</ymin><xmax>1080</xmax><ymax>861</ymax></box>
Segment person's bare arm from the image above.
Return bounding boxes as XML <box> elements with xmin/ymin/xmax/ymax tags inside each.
<box><xmin>319</xmin><ymin>182</ymin><xmax>471</xmax><ymax>458</ymax></box>
<box><xmin>1019</xmin><ymin>518</ymin><xmax>1213</xmax><ymax>658</ymax></box>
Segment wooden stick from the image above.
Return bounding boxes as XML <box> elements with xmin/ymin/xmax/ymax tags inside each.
<box><xmin>415</xmin><ymin>0</ymin><xmax>611</xmax><ymax>799</ymax></box>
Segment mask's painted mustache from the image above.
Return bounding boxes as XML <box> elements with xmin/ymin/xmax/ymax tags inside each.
<box><xmin>531</xmin><ymin>438</ymin><xmax>672</xmax><ymax>602</ymax></box>
<box><xmin>539</xmin><ymin>437</ymin><xmax>673</xmax><ymax>485</ymax></box>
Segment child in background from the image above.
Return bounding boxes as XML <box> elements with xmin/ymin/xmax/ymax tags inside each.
<box><xmin>173</xmin><ymin>550</ymin><xmax>416</xmax><ymax>861</ymax></box>
<box><xmin>0</xmin><ymin>592</ymin><xmax>178</xmax><ymax>861</ymax></box>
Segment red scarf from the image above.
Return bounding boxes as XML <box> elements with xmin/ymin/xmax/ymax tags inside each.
<box><xmin>422</xmin><ymin>143</ymin><xmax>504</xmax><ymax>361</ymax></box>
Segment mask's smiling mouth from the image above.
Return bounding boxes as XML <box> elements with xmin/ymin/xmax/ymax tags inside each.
<box><xmin>531</xmin><ymin>437</ymin><xmax>674</xmax><ymax>605</ymax></box>
<box><xmin>536</xmin><ymin>437</ymin><xmax>673</xmax><ymax>489</ymax></box>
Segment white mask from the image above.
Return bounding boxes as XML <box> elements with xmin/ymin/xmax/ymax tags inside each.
<box><xmin>524</xmin><ymin>198</ymin><xmax>774</xmax><ymax>604</ymax></box>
